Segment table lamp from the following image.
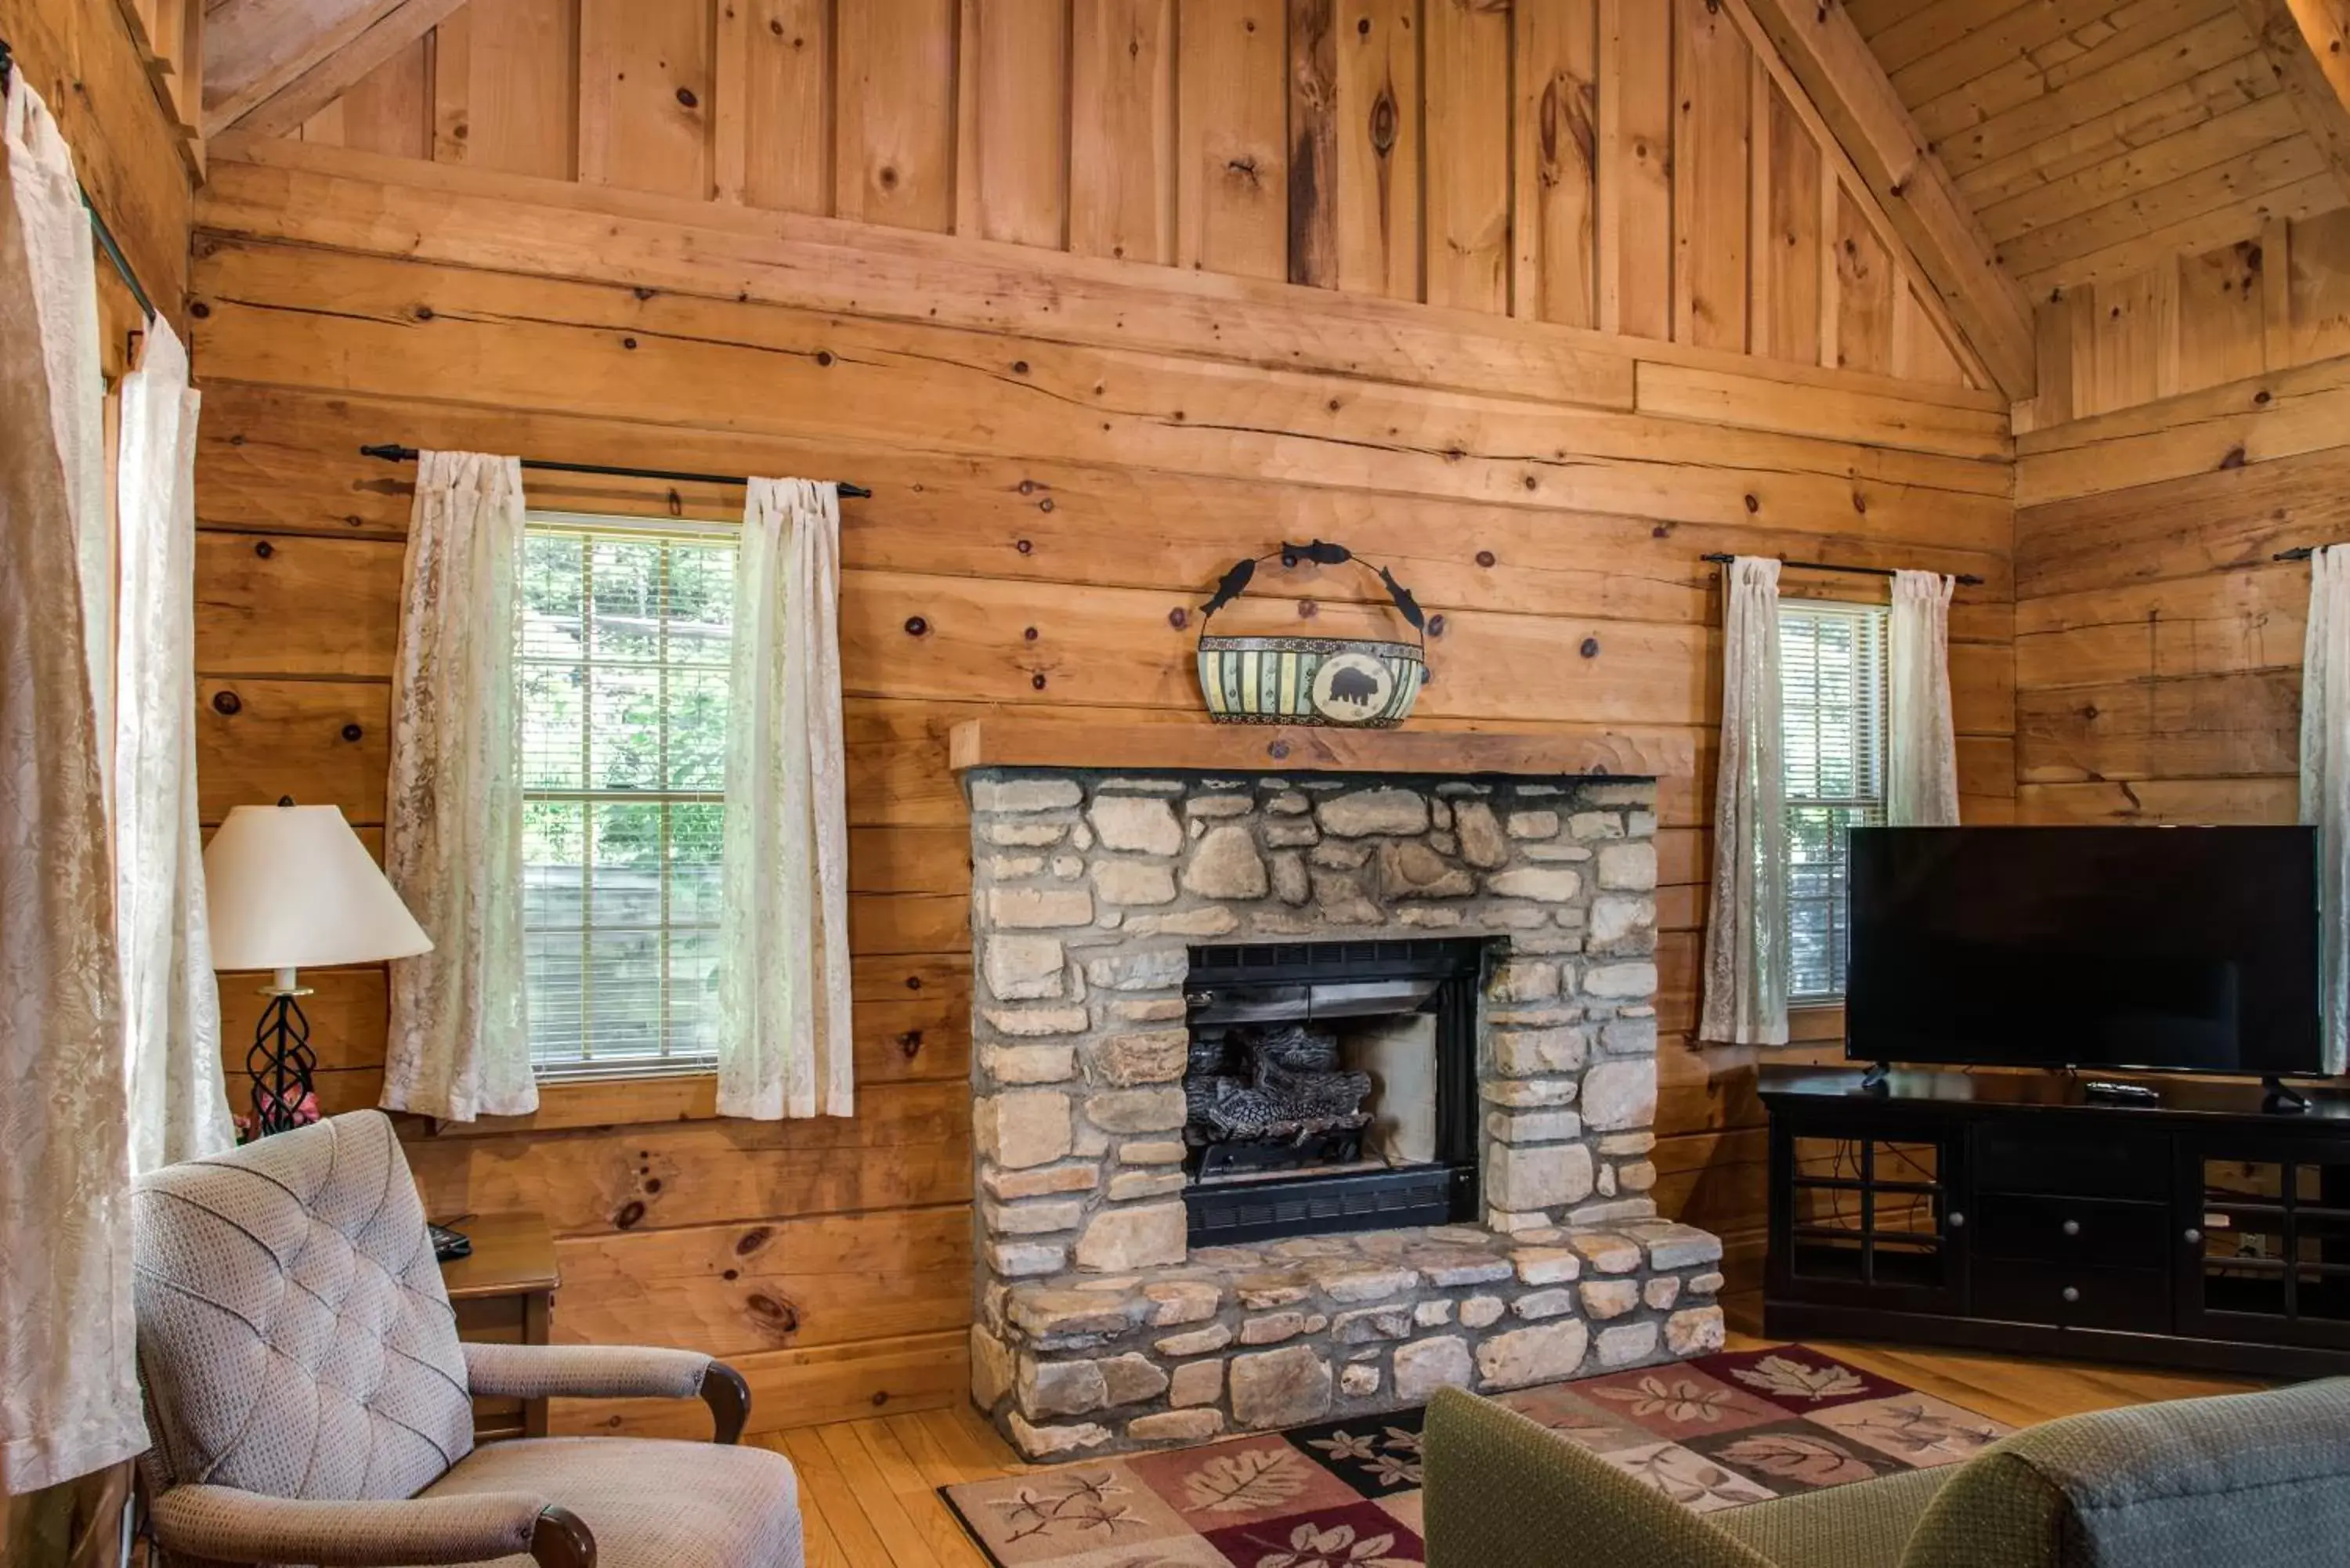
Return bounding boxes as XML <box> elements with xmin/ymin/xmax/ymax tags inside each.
<box><xmin>204</xmin><ymin>801</ymin><xmax>432</xmax><ymax>1136</ymax></box>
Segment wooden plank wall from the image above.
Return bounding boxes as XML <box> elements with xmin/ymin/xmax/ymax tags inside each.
<box><xmin>2014</xmin><ymin>352</ymin><xmax>2350</xmax><ymax>826</ymax></box>
<box><xmin>185</xmin><ymin>38</ymin><xmax>2019</xmax><ymax>1434</ymax></box>
<box><xmin>2021</xmin><ymin>204</ymin><xmax>2350</xmax><ymax>428</ymax></box>
<box><xmin>0</xmin><ymin>0</ymin><xmax>196</xmax><ymax>321</ymax></box>
<box><xmin>272</xmin><ymin>0</ymin><xmax>1988</xmax><ymax>387</ymax></box>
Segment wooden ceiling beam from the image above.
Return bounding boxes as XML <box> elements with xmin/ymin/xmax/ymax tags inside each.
<box><xmin>203</xmin><ymin>0</ymin><xmax>403</xmax><ymax>135</ymax></box>
<box><xmin>2237</xmin><ymin>0</ymin><xmax>2350</xmax><ymax>204</ymax></box>
<box><xmin>1738</xmin><ymin>0</ymin><xmax>2041</xmax><ymax>401</ymax></box>
<box><xmin>223</xmin><ymin>0</ymin><xmax>470</xmax><ymax>139</ymax></box>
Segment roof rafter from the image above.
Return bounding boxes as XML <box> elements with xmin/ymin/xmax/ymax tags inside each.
<box><xmin>226</xmin><ymin>0</ymin><xmax>469</xmax><ymax>139</ymax></box>
<box><xmin>2236</xmin><ymin>0</ymin><xmax>2350</xmax><ymax>204</ymax></box>
<box><xmin>204</xmin><ymin>0</ymin><xmax>403</xmax><ymax>136</ymax></box>
<box><xmin>1737</xmin><ymin>0</ymin><xmax>2041</xmax><ymax>400</ymax></box>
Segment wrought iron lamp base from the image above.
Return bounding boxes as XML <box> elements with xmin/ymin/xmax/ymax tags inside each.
<box><xmin>245</xmin><ymin>983</ymin><xmax>320</xmax><ymax>1136</ymax></box>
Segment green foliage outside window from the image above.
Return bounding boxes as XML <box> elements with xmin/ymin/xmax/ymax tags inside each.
<box><xmin>519</xmin><ymin>522</ymin><xmax>736</xmax><ymax>1075</ymax></box>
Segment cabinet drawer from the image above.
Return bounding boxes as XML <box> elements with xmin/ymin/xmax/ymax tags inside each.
<box><xmin>1972</xmin><ymin>1194</ymin><xmax>2169</xmax><ymax>1270</ymax></box>
<box><xmin>1974</xmin><ymin>1124</ymin><xmax>2168</xmax><ymax>1198</ymax></box>
<box><xmin>1972</xmin><ymin>1261</ymin><xmax>2171</xmax><ymax>1334</ymax></box>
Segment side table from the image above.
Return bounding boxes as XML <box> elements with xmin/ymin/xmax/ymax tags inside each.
<box><xmin>438</xmin><ymin>1210</ymin><xmax>561</xmax><ymax>1440</ymax></box>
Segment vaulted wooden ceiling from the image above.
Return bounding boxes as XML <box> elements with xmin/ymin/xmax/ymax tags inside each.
<box><xmin>1849</xmin><ymin>0</ymin><xmax>2350</xmax><ymax>294</ymax></box>
<box><xmin>200</xmin><ymin>0</ymin><xmax>2350</xmax><ymax>403</ymax></box>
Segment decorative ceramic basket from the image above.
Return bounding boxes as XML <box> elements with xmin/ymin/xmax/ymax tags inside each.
<box><xmin>1194</xmin><ymin>541</ymin><xmax>1430</xmax><ymax>728</ymax></box>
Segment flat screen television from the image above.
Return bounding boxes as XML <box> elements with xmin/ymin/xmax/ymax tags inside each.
<box><xmin>1844</xmin><ymin>826</ymin><xmax>2323</xmax><ymax>1078</ymax></box>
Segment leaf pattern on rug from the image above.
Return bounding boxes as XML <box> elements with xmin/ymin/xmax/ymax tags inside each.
<box><xmin>1730</xmin><ymin>1355</ymin><xmax>1867</xmax><ymax>1403</ymax></box>
<box><xmin>1306</xmin><ymin>1425</ymin><xmax>1423</xmax><ymax>1487</ymax></box>
<box><xmin>1543</xmin><ymin>1411</ymin><xmax>1633</xmax><ymax>1449</ymax></box>
<box><xmin>1308</xmin><ymin>1432</ymin><xmax>1380</xmax><ymax>1463</ymax></box>
<box><xmin>942</xmin><ymin>1342</ymin><xmax>2008</xmax><ymax>1568</ymax></box>
<box><xmin>1253</xmin><ymin>1520</ymin><xmax>1416</xmax><ymax>1568</ymax></box>
<box><xmin>1593</xmin><ymin>1376</ymin><xmax>1743</xmax><ymax>1424</ymax></box>
<box><xmin>1843</xmin><ymin>1401</ymin><xmax>2001</xmax><ymax>1457</ymax></box>
<box><xmin>1611</xmin><ymin>1446</ymin><xmax>1775</xmax><ymax>1508</ymax></box>
<box><xmin>1712</xmin><ymin>1433</ymin><xmax>1879</xmax><ymax>1487</ymax></box>
<box><xmin>1184</xmin><ymin>1447</ymin><xmax>1314</xmax><ymax>1512</ymax></box>
<box><xmin>988</xmin><ymin>1470</ymin><xmax>1150</xmax><ymax>1544</ymax></box>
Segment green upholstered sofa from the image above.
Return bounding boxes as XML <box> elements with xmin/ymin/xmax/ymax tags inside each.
<box><xmin>1421</xmin><ymin>1376</ymin><xmax>2350</xmax><ymax>1567</ymax></box>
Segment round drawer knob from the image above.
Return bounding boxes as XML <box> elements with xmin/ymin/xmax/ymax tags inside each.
<box><xmin>1947</xmin><ymin>1212</ymin><xmax>1965</xmax><ymax>1228</ymax></box>
<box><xmin>2061</xmin><ymin>1286</ymin><xmax>2081</xmax><ymax>1304</ymax></box>
<box><xmin>2185</xmin><ymin>1228</ymin><xmax>2204</xmax><ymax>1245</ymax></box>
<box><xmin>2062</xmin><ymin>1219</ymin><xmax>2081</xmax><ymax>1237</ymax></box>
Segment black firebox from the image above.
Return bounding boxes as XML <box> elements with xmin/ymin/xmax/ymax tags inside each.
<box><xmin>1181</xmin><ymin>938</ymin><xmax>1488</xmax><ymax>1245</ymax></box>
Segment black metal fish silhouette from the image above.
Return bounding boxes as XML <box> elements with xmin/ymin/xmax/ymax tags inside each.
<box><xmin>1378</xmin><ymin>566</ymin><xmax>1426</xmax><ymax>632</ymax></box>
<box><xmin>1201</xmin><ymin>557</ymin><xmax>1256</xmax><ymax>618</ymax></box>
<box><xmin>1281</xmin><ymin>539</ymin><xmax>1353</xmax><ymax>569</ymax></box>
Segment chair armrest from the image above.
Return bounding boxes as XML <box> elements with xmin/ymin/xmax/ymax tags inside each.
<box><xmin>461</xmin><ymin>1342</ymin><xmax>750</xmax><ymax>1443</ymax></box>
<box><xmin>148</xmin><ymin>1484</ymin><xmax>595</xmax><ymax>1567</ymax></box>
<box><xmin>1421</xmin><ymin>1387</ymin><xmax>1776</xmax><ymax>1568</ymax></box>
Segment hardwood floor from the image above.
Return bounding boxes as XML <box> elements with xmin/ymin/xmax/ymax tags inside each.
<box><xmin>755</xmin><ymin>1313</ymin><xmax>2271</xmax><ymax>1568</ymax></box>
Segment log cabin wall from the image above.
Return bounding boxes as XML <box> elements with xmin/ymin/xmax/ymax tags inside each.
<box><xmin>2002</xmin><ymin>0</ymin><xmax>2350</xmax><ymax>828</ymax></box>
<box><xmin>0</xmin><ymin>0</ymin><xmax>197</xmax><ymax>320</ymax></box>
<box><xmin>2019</xmin><ymin>207</ymin><xmax>2350</xmax><ymax>429</ymax></box>
<box><xmin>0</xmin><ymin>0</ymin><xmax>199</xmax><ymax>346</ymax></box>
<box><xmin>244</xmin><ymin>0</ymin><xmax>1996</xmax><ymax>381</ymax></box>
<box><xmin>2014</xmin><ymin>350</ymin><xmax>2350</xmax><ymax>827</ymax></box>
<box><xmin>186</xmin><ymin>0</ymin><xmax>2021</xmax><ymax>1436</ymax></box>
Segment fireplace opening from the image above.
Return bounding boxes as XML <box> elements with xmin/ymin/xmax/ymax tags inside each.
<box><xmin>1181</xmin><ymin>938</ymin><xmax>1488</xmax><ymax>1245</ymax></box>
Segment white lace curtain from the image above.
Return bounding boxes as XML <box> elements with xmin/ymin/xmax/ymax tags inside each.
<box><xmin>717</xmin><ymin>478</ymin><xmax>854</xmax><ymax>1119</ymax></box>
<box><xmin>115</xmin><ymin>320</ymin><xmax>235</xmax><ymax>1172</ymax></box>
<box><xmin>1700</xmin><ymin>557</ymin><xmax>1791</xmax><ymax>1047</ymax></box>
<box><xmin>1889</xmin><ymin>569</ymin><xmax>1961</xmax><ymax>827</ymax></box>
<box><xmin>2301</xmin><ymin>547</ymin><xmax>2350</xmax><ymax>1076</ymax></box>
<box><xmin>0</xmin><ymin>75</ymin><xmax>145</xmax><ymax>1496</ymax></box>
<box><xmin>381</xmin><ymin>450</ymin><xmax>537</xmax><ymax>1122</ymax></box>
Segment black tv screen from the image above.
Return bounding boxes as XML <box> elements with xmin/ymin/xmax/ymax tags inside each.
<box><xmin>1845</xmin><ymin>826</ymin><xmax>2323</xmax><ymax>1078</ymax></box>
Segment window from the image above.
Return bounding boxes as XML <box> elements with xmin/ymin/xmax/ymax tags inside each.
<box><xmin>519</xmin><ymin>515</ymin><xmax>736</xmax><ymax>1078</ymax></box>
<box><xmin>1780</xmin><ymin>602</ymin><xmax>1888</xmax><ymax>1003</ymax></box>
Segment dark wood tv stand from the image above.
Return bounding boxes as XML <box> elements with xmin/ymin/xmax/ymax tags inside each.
<box><xmin>1760</xmin><ymin>1065</ymin><xmax>2350</xmax><ymax>1379</ymax></box>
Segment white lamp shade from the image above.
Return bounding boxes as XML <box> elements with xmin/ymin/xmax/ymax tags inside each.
<box><xmin>204</xmin><ymin>804</ymin><xmax>434</xmax><ymax>970</ymax></box>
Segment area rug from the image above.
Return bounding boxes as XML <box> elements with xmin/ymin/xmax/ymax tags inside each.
<box><xmin>941</xmin><ymin>1344</ymin><xmax>2010</xmax><ymax>1567</ymax></box>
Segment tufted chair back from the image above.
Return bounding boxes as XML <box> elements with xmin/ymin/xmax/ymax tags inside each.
<box><xmin>131</xmin><ymin>1111</ymin><xmax>475</xmax><ymax>1502</ymax></box>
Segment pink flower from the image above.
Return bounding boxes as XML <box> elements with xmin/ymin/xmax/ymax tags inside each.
<box><xmin>248</xmin><ymin>1086</ymin><xmax>324</xmax><ymax>1131</ymax></box>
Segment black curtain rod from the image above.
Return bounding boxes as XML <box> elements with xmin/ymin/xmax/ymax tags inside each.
<box><xmin>1699</xmin><ymin>551</ymin><xmax>1984</xmax><ymax>588</ymax></box>
<box><xmin>0</xmin><ymin>38</ymin><xmax>158</xmax><ymax>323</ymax></box>
<box><xmin>2275</xmin><ymin>547</ymin><xmax>2330</xmax><ymax>562</ymax></box>
<box><xmin>359</xmin><ymin>444</ymin><xmax>872</xmax><ymax>499</ymax></box>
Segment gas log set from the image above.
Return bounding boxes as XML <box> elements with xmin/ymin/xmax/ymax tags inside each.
<box><xmin>1184</xmin><ymin>1023</ymin><xmax>1376</xmax><ymax>1178</ymax></box>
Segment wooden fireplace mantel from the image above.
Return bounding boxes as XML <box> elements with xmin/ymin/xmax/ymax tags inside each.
<box><xmin>947</xmin><ymin>720</ymin><xmax>1690</xmax><ymax>779</ymax></box>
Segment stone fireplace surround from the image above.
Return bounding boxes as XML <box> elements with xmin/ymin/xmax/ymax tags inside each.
<box><xmin>955</xmin><ymin>724</ymin><xmax>1725</xmax><ymax>1459</ymax></box>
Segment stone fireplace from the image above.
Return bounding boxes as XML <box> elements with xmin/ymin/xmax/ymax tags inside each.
<box><xmin>956</xmin><ymin>724</ymin><xmax>1724</xmax><ymax>1459</ymax></box>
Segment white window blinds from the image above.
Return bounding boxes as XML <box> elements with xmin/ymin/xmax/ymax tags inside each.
<box><xmin>519</xmin><ymin>515</ymin><xmax>736</xmax><ymax>1078</ymax></box>
<box><xmin>1779</xmin><ymin>601</ymin><xmax>1889</xmax><ymax>1003</ymax></box>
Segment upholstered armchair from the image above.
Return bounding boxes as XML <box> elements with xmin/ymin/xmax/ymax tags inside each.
<box><xmin>1421</xmin><ymin>1378</ymin><xmax>2350</xmax><ymax>1568</ymax></box>
<box><xmin>130</xmin><ymin>1111</ymin><xmax>803</xmax><ymax>1567</ymax></box>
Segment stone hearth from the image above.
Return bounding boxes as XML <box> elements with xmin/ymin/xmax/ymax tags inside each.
<box><xmin>957</xmin><ymin>739</ymin><xmax>1722</xmax><ymax>1459</ymax></box>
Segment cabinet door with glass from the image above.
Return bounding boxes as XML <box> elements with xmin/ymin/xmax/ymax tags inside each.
<box><xmin>1768</xmin><ymin>1111</ymin><xmax>1965</xmax><ymax>1314</ymax></box>
<box><xmin>2178</xmin><ymin>1139</ymin><xmax>2350</xmax><ymax>1350</ymax></box>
